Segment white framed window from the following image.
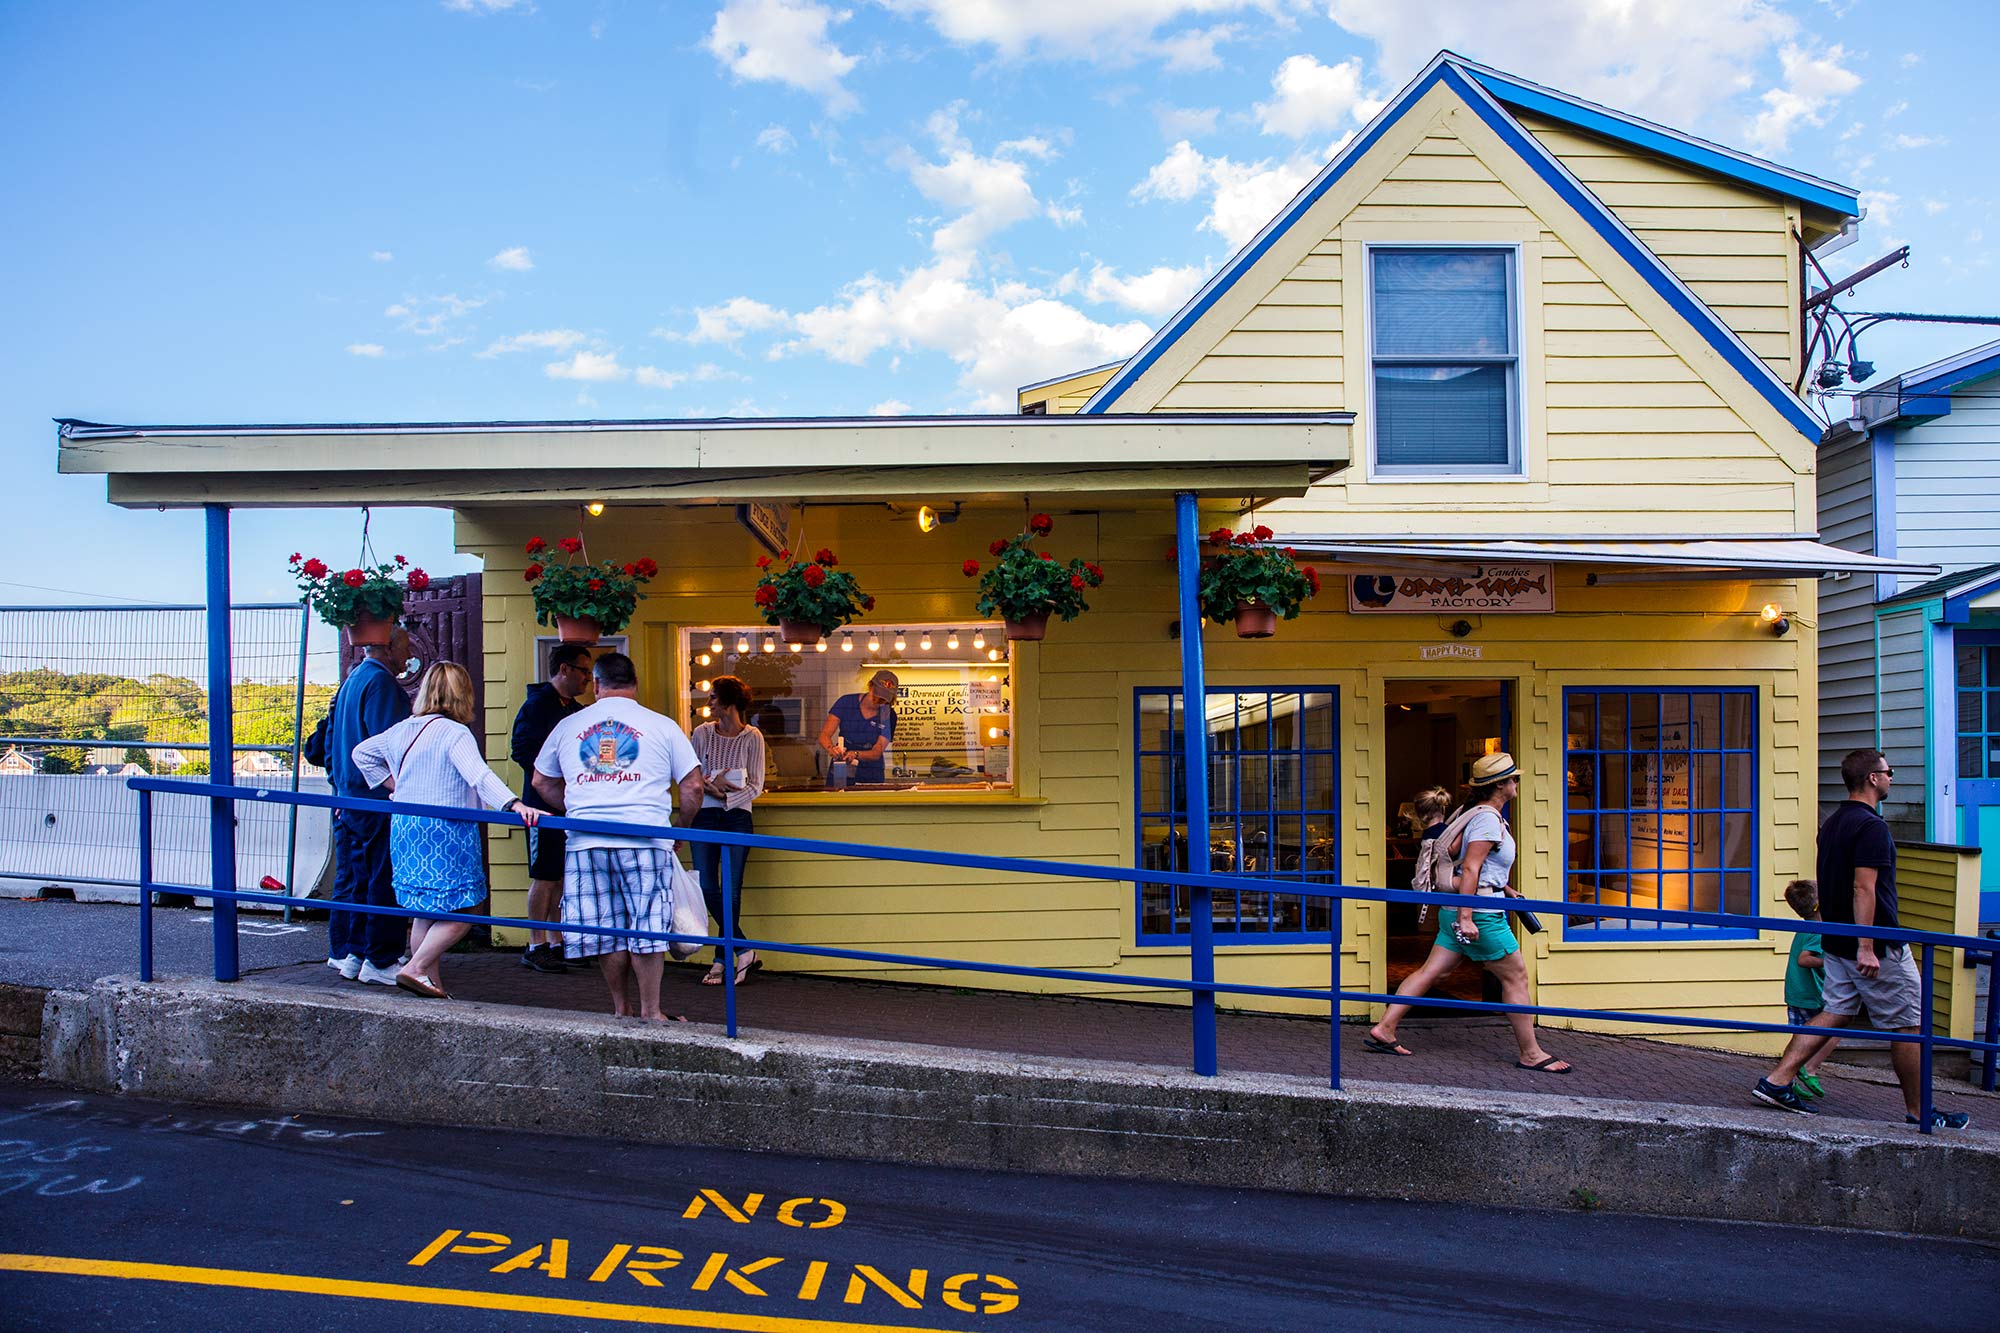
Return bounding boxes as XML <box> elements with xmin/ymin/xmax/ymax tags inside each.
<box><xmin>1366</xmin><ymin>245</ymin><xmax>1522</xmax><ymax>476</ymax></box>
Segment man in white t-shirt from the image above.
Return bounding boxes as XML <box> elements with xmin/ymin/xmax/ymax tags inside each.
<box><xmin>532</xmin><ymin>651</ymin><xmax>702</xmax><ymax>1021</ymax></box>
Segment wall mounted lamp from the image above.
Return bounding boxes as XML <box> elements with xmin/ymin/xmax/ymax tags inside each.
<box><xmin>917</xmin><ymin>503</ymin><xmax>961</xmax><ymax>533</ymax></box>
<box><xmin>585</xmin><ymin>501</ymin><xmax>606</xmax><ymax>517</ymax></box>
<box><xmin>1760</xmin><ymin>603</ymin><xmax>1792</xmax><ymax>637</ymax></box>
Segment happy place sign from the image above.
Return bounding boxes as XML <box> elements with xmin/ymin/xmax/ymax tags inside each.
<box><xmin>1346</xmin><ymin>564</ymin><xmax>1555</xmax><ymax>614</ymax></box>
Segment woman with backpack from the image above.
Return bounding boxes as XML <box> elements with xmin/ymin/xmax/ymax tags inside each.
<box><xmin>1363</xmin><ymin>753</ymin><xmax>1571</xmax><ymax>1073</ymax></box>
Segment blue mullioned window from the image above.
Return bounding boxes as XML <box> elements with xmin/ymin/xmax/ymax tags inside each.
<box><xmin>1562</xmin><ymin>687</ymin><xmax>1758</xmax><ymax>939</ymax></box>
<box><xmin>1368</xmin><ymin>245</ymin><xmax>1521</xmax><ymax>474</ymax></box>
<box><xmin>1134</xmin><ymin>688</ymin><xmax>1339</xmax><ymax>945</ymax></box>
<box><xmin>1953</xmin><ymin>634</ymin><xmax>2000</xmax><ymax>779</ymax></box>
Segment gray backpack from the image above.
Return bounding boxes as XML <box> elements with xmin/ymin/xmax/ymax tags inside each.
<box><xmin>1411</xmin><ymin>805</ymin><xmax>1482</xmax><ymax>922</ymax></box>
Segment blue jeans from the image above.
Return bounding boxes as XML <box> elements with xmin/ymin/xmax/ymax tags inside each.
<box><xmin>690</xmin><ymin>807</ymin><xmax>753</xmax><ymax>943</ymax></box>
<box><xmin>330</xmin><ymin>807</ymin><xmax>400</xmax><ymax>968</ymax></box>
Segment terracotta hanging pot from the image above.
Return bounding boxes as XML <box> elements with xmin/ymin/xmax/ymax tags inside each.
<box><xmin>778</xmin><ymin>619</ymin><xmax>823</xmax><ymax>646</ymax></box>
<box><xmin>554</xmin><ymin>614</ymin><xmax>602</xmax><ymax>644</ymax></box>
<box><xmin>1004</xmin><ymin>611</ymin><xmax>1049</xmax><ymax>642</ymax></box>
<box><xmin>345</xmin><ymin>612</ymin><xmax>395</xmax><ymax>647</ymax></box>
<box><xmin>1233</xmin><ymin>601</ymin><xmax>1278</xmax><ymax>639</ymax></box>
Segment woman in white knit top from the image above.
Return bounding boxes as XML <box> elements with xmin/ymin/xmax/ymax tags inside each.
<box><xmin>688</xmin><ymin>675</ymin><xmax>767</xmax><ymax>985</ymax></box>
<box><xmin>353</xmin><ymin>661</ymin><xmax>538</xmax><ymax>999</ymax></box>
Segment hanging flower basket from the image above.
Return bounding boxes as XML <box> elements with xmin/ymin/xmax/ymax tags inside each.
<box><xmin>964</xmin><ymin>514</ymin><xmax>1103</xmax><ymax>642</ymax></box>
<box><xmin>1196</xmin><ymin>525</ymin><xmax>1319</xmax><ymax>639</ymax></box>
<box><xmin>290</xmin><ymin>552</ymin><xmax>428</xmax><ymax>639</ymax></box>
<box><xmin>753</xmin><ymin>547</ymin><xmax>870</xmax><ymax>641</ymax></box>
<box><xmin>523</xmin><ymin>537</ymin><xmax>656</xmax><ymax>638</ymax></box>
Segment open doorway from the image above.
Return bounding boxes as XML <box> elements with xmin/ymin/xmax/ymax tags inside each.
<box><xmin>1382</xmin><ymin>679</ymin><xmax>1513</xmax><ymax>1003</ymax></box>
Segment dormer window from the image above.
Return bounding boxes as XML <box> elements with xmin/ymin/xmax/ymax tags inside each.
<box><xmin>1368</xmin><ymin>246</ymin><xmax>1521</xmax><ymax>476</ymax></box>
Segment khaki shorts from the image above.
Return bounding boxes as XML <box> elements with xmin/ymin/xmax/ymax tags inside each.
<box><xmin>1821</xmin><ymin>947</ymin><xmax>1922</xmax><ymax>1031</ymax></box>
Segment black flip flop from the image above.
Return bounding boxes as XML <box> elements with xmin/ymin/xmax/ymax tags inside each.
<box><xmin>1362</xmin><ymin>1034</ymin><xmax>1414</xmax><ymax>1056</ymax></box>
<box><xmin>1517</xmin><ymin>1055</ymin><xmax>1572</xmax><ymax>1074</ymax></box>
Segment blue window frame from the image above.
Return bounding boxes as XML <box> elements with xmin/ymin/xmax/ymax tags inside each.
<box><xmin>1134</xmin><ymin>687</ymin><xmax>1339</xmax><ymax>945</ymax></box>
<box><xmin>1563</xmin><ymin>687</ymin><xmax>1758</xmax><ymax>939</ymax></box>
<box><xmin>1368</xmin><ymin>245</ymin><xmax>1521</xmax><ymax>475</ymax></box>
<box><xmin>1952</xmin><ymin>633</ymin><xmax>2000</xmax><ymax>779</ymax></box>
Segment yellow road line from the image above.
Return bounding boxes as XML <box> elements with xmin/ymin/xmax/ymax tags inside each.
<box><xmin>0</xmin><ymin>1253</ymin><xmax>971</xmax><ymax>1333</ymax></box>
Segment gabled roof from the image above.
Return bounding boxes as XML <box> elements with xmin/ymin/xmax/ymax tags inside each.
<box><xmin>1081</xmin><ymin>52</ymin><xmax>1834</xmax><ymax>441</ymax></box>
<box><xmin>1880</xmin><ymin>561</ymin><xmax>2000</xmax><ymax>615</ymax></box>
<box><xmin>1855</xmin><ymin>338</ymin><xmax>2000</xmax><ymax>427</ymax></box>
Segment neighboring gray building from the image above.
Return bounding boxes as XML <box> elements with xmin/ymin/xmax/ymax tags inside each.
<box><xmin>1819</xmin><ymin>338</ymin><xmax>2000</xmax><ymax>923</ymax></box>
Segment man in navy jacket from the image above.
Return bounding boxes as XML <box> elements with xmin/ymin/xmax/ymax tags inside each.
<box><xmin>326</xmin><ymin>627</ymin><xmax>413</xmax><ymax>984</ymax></box>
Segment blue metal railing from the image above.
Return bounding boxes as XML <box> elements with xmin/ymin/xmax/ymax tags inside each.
<box><xmin>128</xmin><ymin>776</ymin><xmax>2000</xmax><ymax>1135</ymax></box>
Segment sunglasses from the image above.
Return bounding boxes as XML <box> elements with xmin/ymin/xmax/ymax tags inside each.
<box><xmin>1874</xmin><ymin>767</ymin><xmax>1895</xmax><ymax>777</ymax></box>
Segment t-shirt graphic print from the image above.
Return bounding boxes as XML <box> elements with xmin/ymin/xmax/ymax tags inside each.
<box><xmin>534</xmin><ymin>696</ymin><xmax>701</xmax><ymax>852</ymax></box>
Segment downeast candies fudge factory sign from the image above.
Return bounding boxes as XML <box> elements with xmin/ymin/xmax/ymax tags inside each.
<box><xmin>1346</xmin><ymin>564</ymin><xmax>1555</xmax><ymax>614</ymax></box>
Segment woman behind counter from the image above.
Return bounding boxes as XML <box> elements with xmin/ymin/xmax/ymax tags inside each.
<box><xmin>352</xmin><ymin>661</ymin><xmax>538</xmax><ymax>1000</ymax></box>
<box><xmin>689</xmin><ymin>675</ymin><xmax>766</xmax><ymax>986</ymax></box>
<box><xmin>817</xmin><ymin>669</ymin><xmax>899</xmax><ymax>785</ymax></box>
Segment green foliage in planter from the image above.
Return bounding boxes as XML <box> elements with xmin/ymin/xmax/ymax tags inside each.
<box><xmin>963</xmin><ymin>514</ymin><xmax>1105</xmax><ymax>622</ymax></box>
<box><xmin>290</xmin><ymin>552</ymin><xmax>426</xmax><ymax>629</ymax></box>
<box><xmin>522</xmin><ymin>536</ymin><xmax>656</xmax><ymax>636</ymax></box>
<box><xmin>1195</xmin><ymin>525</ymin><xmax>1320</xmax><ymax>622</ymax></box>
<box><xmin>752</xmin><ymin>547</ymin><xmax>871</xmax><ymax>634</ymax></box>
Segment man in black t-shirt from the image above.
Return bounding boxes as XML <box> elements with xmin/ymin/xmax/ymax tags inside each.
<box><xmin>1753</xmin><ymin>749</ymin><xmax>1970</xmax><ymax>1129</ymax></box>
<box><xmin>509</xmin><ymin>642</ymin><xmax>591</xmax><ymax>972</ymax></box>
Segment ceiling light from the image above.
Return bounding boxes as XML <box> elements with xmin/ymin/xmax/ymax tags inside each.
<box><xmin>842</xmin><ymin>634</ymin><xmax>854</xmax><ymax>653</ymax></box>
<box><xmin>919</xmin><ymin>632</ymin><xmax>933</xmax><ymax>651</ymax></box>
<box><xmin>788</xmin><ymin>640</ymin><xmax>803</xmax><ymax>653</ymax></box>
<box><xmin>735</xmin><ymin>635</ymin><xmax>750</xmax><ymax>654</ymax></box>
<box><xmin>814</xmin><ymin>640</ymin><xmax>827</xmax><ymax>653</ymax></box>
<box><xmin>710</xmin><ymin>636</ymin><xmax>725</xmax><ymax>655</ymax></box>
<box><xmin>867</xmin><ymin>633</ymin><xmax>881</xmax><ymax>652</ymax></box>
<box><xmin>762</xmin><ymin>636</ymin><xmax>776</xmax><ymax>654</ymax></box>
<box><xmin>946</xmin><ymin>630</ymin><xmax>960</xmax><ymax>650</ymax></box>
<box><xmin>695</xmin><ymin>679</ymin><xmax>711</xmax><ymax>693</ymax></box>
<box><xmin>585</xmin><ymin>502</ymin><xmax>606</xmax><ymax>517</ymax></box>
<box><xmin>972</xmin><ymin>630</ymin><xmax>986</xmax><ymax>650</ymax></box>
<box><xmin>894</xmin><ymin>634</ymin><xmax>907</xmax><ymax>652</ymax></box>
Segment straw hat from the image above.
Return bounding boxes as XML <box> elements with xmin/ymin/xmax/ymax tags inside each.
<box><xmin>1470</xmin><ymin>752</ymin><xmax>1520</xmax><ymax>786</ymax></box>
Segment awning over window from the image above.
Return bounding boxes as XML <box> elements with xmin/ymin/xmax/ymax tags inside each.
<box><xmin>1272</xmin><ymin>535</ymin><xmax>1939</xmax><ymax>579</ymax></box>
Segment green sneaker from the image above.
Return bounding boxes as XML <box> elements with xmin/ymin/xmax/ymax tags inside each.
<box><xmin>1796</xmin><ymin>1072</ymin><xmax>1824</xmax><ymax>1098</ymax></box>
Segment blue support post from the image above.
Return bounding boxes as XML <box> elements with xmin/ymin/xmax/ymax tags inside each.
<box><xmin>1174</xmin><ymin>491</ymin><xmax>1216</xmax><ymax>1077</ymax></box>
<box><xmin>1328</xmin><ymin>896</ymin><xmax>1342</xmax><ymax>1090</ymax></box>
<box><xmin>138</xmin><ymin>788</ymin><xmax>154</xmax><ymax>982</ymax></box>
<box><xmin>722</xmin><ymin>846</ymin><xmax>739</xmax><ymax>1038</ymax></box>
<box><xmin>1919</xmin><ymin>943</ymin><xmax>1935</xmax><ymax>1134</ymax></box>
<box><xmin>1983</xmin><ymin>942</ymin><xmax>1999</xmax><ymax>1093</ymax></box>
<box><xmin>206</xmin><ymin>504</ymin><xmax>241</xmax><ymax>982</ymax></box>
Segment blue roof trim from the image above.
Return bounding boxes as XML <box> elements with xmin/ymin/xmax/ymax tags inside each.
<box><xmin>1087</xmin><ymin>57</ymin><xmax>1822</xmax><ymax>441</ymax></box>
<box><xmin>1464</xmin><ymin>68</ymin><xmax>1861</xmax><ymax>218</ymax></box>
<box><xmin>1904</xmin><ymin>349</ymin><xmax>2000</xmax><ymax>419</ymax></box>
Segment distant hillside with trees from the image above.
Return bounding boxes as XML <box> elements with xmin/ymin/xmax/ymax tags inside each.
<box><xmin>0</xmin><ymin>669</ymin><xmax>335</xmax><ymax>773</ymax></box>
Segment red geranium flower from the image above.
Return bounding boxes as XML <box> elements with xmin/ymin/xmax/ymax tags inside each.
<box><xmin>1085</xmin><ymin>563</ymin><xmax>1103</xmax><ymax>581</ymax></box>
<box><xmin>557</xmin><ymin>537</ymin><xmax>583</xmax><ymax>555</ymax></box>
<box><xmin>395</xmin><ymin>554</ymin><xmax>408</xmax><ymax>566</ymax></box>
<box><xmin>301</xmin><ymin>558</ymin><xmax>328</xmax><ymax>579</ymax></box>
<box><xmin>1284</xmin><ymin>547</ymin><xmax>1298</xmax><ymax>558</ymax></box>
<box><xmin>1233</xmin><ymin>532</ymin><xmax>1255</xmax><ymax>545</ymax></box>
<box><xmin>756</xmin><ymin>555</ymin><xmax>771</xmax><ymax>570</ymax></box>
<box><xmin>815</xmin><ymin>547</ymin><xmax>836</xmax><ymax>565</ymax></box>
<box><xmin>634</xmin><ymin>558</ymin><xmax>658</xmax><ymax>578</ymax></box>
<box><xmin>406</xmin><ymin>569</ymin><xmax>430</xmax><ymax>591</ymax></box>
<box><xmin>525</xmin><ymin>537</ymin><xmax>548</xmax><ymax>555</ymax></box>
<box><xmin>778</xmin><ymin>548</ymin><xmax>791</xmax><ymax>561</ymax></box>
<box><xmin>1029</xmin><ymin>513</ymin><xmax>1053</xmax><ymax>536</ymax></box>
<box><xmin>861</xmin><ymin>595</ymin><xmax>876</xmax><ymax>610</ymax></box>
<box><xmin>622</xmin><ymin>562</ymin><xmax>636</xmax><ymax>577</ymax></box>
<box><xmin>1039</xmin><ymin>551</ymin><xmax>1054</xmax><ymax>561</ymax></box>
<box><xmin>1070</xmin><ymin>574</ymin><xmax>1085</xmax><ymax>589</ymax></box>
<box><xmin>802</xmin><ymin>564</ymin><xmax>826</xmax><ymax>588</ymax></box>
<box><xmin>1209</xmin><ymin>527</ymin><xmax>1232</xmax><ymax>546</ymax></box>
<box><xmin>587</xmin><ymin>578</ymin><xmax>604</xmax><ymax>591</ymax></box>
<box><xmin>754</xmin><ymin>586</ymin><xmax>776</xmax><ymax>607</ymax></box>
<box><xmin>288</xmin><ymin>552</ymin><xmax>301</xmax><ymax>564</ymax></box>
<box><xmin>342</xmin><ymin>569</ymin><xmax>365</xmax><ymax>587</ymax></box>
<box><xmin>523</xmin><ymin>564</ymin><xmax>543</xmax><ymax>581</ymax></box>
<box><xmin>1252</xmin><ymin>525</ymin><xmax>1273</xmax><ymax>542</ymax></box>
<box><xmin>962</xmin><ymin>559</ymin><xmax>980</xmax><ymax>577</ymax></box>
<box><xmin>988</xmin><ymin>538</ymin><xmax>1007</xmax><ymax>556</ymax></box>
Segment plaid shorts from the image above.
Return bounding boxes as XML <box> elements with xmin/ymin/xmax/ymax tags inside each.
<box><xmin>562</xmin><ymin>847</ymin><xmax>672</xmax><ymax>959</ymax></box>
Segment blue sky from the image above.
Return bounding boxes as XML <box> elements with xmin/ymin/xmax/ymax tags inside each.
<box><xmin>3</xmin><ymin>0</ymin><xmax>1995</xmax><ymax>608</ymax></box>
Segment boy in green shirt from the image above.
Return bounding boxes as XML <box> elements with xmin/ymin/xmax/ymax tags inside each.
<box><xmin>1783</xmin><ymin>879</ymin><xmax>1839</xmax><ymax>1098</ymax></box>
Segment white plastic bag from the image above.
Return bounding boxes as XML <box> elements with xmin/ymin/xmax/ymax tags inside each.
<box><xmin>668</xmin><ymin>853</ymin><xmax>710</xmax><ymax>960</ymax></box>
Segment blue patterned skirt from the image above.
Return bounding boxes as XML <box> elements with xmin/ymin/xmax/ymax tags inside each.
<box><xmin>390</xmin><ymin>814</ymin><xmax>487</xmax><ymax>915</ymax></box>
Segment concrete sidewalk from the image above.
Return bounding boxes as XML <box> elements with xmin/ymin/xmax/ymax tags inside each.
<box><xmin>256</xmin><ymin>949</ymin><xmax>1996</xmax><ymax>1128</ymax></box>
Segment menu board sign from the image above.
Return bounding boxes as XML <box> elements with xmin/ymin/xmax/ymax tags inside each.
<box><xmin>1347</xmin><ymin>564</ymin><xmax>1555</xmax><ymax>613</ymax></box>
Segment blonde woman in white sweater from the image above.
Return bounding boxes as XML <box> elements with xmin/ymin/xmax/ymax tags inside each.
<box><xmin>353</xmin><ymin>661</ymin><xmax>538</xmax><ymax>999</ymax></box>
<box><xmin>688</xmin><ymin>675</ymin><xmax>767</xmax><ymax>985</ymax></box>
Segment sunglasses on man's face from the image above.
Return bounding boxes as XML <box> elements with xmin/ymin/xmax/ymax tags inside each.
<box><xmin>1875</xmin><ymin>767</ymin><xmax>1895</xmax><ymax>778</ymax></box>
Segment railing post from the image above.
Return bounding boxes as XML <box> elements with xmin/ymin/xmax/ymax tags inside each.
<box><xmin>1328</xmin><ymin>893</ymin><xmax>1342</xmax><ymax>1090</ymax></box>
<box><xmin>721</xmin><ymin>843</ymin><xmax>738</xmax><ymax>1039</ymax></box>
<box><xmin>138</xmin><ymin>788</ymin><xmax>154</xmax><ymax>983</ymax></box>
<box><xmin>282</xmin><ymin>601</ymin><xmax>309</xmax><ymax>925</ymax></box>
<box><xmin>1174</xmin><ymin>491</ymin><xmax>1216</xmax><ymax>1077</ymax></box>
<box><xmin>1919</xmin><ymin>942</ymin><xmax>1935</xmax><ymax>1134</ymax></box>
<box><xmin>1982</xmin><ymin>940</ymin><xmax>1999</xmax><ymax>1094</ymax></box>
<box><xmin>205</xmin><ymin>504</ymin><xmax>240</xmax><ymax>982</ymax></box>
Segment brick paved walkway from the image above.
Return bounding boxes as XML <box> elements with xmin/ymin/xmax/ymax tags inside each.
<box><xmin>256</xmin><ymin>950</ymin><xmax>1999</xmax><ymax>1132</ymax></box>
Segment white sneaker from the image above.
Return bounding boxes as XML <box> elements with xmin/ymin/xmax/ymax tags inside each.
<box><xmin>327</xmin><ymin>954</ymin><xmax>362</xmax><ymax>980</ymax></box>
<box><xmin>357</xmin><ymin>960</ymin><xmax>401</xmax><ymax>986</ymax></box>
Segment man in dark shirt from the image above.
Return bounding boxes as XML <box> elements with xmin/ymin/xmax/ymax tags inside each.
<box><xmin>510</xmin><ymin>642</ymin><xmax>591</xmax><ymax>972</ymax></box>
<box><xmin>325</xmin><ymin>627</ymin><xmax>413</xmax><ymax>985</ymax></box>
<box><xmin>1753</xmin><ymin>749</ymin><xmax>1970</xmax><ymax>1129</ymax></box>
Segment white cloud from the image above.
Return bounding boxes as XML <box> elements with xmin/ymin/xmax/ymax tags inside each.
<box><xmin>346</xmin><ymin>343</ymin><xmax>386</xmax><ymax>357</ymax></box>
<box><xmin>1859</xmin><ymin>190</ymin><xmax>1902</xmax><ymax>243</ymax></box>
<box><xmin>869</xmin><ymin>399</ymin><xmax>913</xmax><ymax>415</ymax></box>
<box><xmin>1154</xmin><ymin>104</ymin><xmax>1219</xmax><ymax>139</ymax></box>
<box><xmin>384</xmin><ymin>294</ymin><xmax>484</xmax><ymax>337</ymax></box>
<box><xmin>479</xmin><ymin>328</ymin><xmax>588</xmax><ymax>358</ymax></box>
<box><xmin>1883</xmin><ymin>99</ymin><xmax>1909</xmax><ymax>119</ymax></box>
<box><xmin>1923</xmin><ymin>197</ymin><xmax>1948</xmax><ymax>216</ymax></box>
<box><xmin>1891</xmin><ymin>133</ymin><xmax>1943</xmax><ymax>150</ymax></box>
<box><xmin>659</xmin><ymin>296</ymin><xmax>790</xmax><ymax>345</ymax></box>
<box><xmin>756</xmin><ymin>124</ymin><xmax>798</xmax><ymax>153</ymax></box>
<box><xmin>1079</xmin><ymin>261</ymin><xmax>1211</xmax><ymax>316</ymax></box>
<box><xmin>706</xmin><ymin>0</ymin><xmax>860</xmax><ymax>116</ymax></box>
<box><xmin>1134</xmin><ymin>139</ymin><xmax>1333</xmax><ymax>248</ymax></box>
<box><xmin>369</xmin><ymin>250</ymin><xmax>394</xmax><ymax>263</ymax></box>
<box><xmin>877</xmin><ymin>1</ymin><xmax>1264</xmax><ymax>67</ymax></box>
<box><xmin>1900</xmin><ymin>52</ymin><xmax>1921</xmax><ymax>68</ymax></box>
<box><xmin>1747</xmin><ymin>43</ymin><xmax>1862</xmax><ymax>153</ymax></box>
<box><xmin>1152</xmin><ymin>23</ymin><xmax>1238</xmax><ymax>72</ymax></box>
<box><xmin>488</xmin><ymin>246</ymin><xmax>534</xmax><ymax>271</ymax></box>
<box><xmin>903</xmin><ymin>105</ymin><xmax>1046</xmax><ymax>254</ymax></box>
<box><xmin>1045</xmin><ymin>200</ymin><xmax>1086</xmax><ymax>228</ymax></box>
<box><xmin>1255</xmin><ymin>54</ymin><xmax>1372</xmax><ymax>139</ymax></box>
<box><xmin>693</xmin><ymin>362</ymin><xmax>749</xmax><ymax>383</ymax></box>
<box><xmin>545</xmin><ymin>350</ymin><xmax>629</xmax><ymax>382</ymax></box>
<box><xmin>635</xmin><ymin>366</ymin><xmax>686</xmax><ymax>389</ymax></box>
<box><xmin>444</xmin><ymin>0</ymin><xmax>532</xmax><ymax>12</ymax></box>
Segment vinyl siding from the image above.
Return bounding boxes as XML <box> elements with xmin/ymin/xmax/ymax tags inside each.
<box><xmin>1891</xmin><ymin>378</ymin><xmax>2000</xmax><ymax>590</ymax></box>
<box><xmin>1817</xmin><ymin>429</ymin><xmax>1879</xmax><ymax>816</ymax></box>
<box><xmin>1018</xmin><ymin>364</ymin><xmax>1122</xmax><ymax>415</ymax></box>
<box><xmin>1877</xmin><ymin>606</ymin><xmax>1929</xmax><ymax>836</ymax></box>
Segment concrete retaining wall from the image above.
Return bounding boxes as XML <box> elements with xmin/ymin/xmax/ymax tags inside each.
<box><xmin>40</xmin><ymin>978</ymin><xmax>2000</xmax><ymax>1241</ymax></box>
<box><xmin>0</xmin><ymin>982</ymin><xmax>44</xmax><ymax>1078</ymax></box>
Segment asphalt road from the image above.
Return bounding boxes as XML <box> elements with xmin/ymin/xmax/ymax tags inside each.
<box><xmin>0</xmin><ymin>896</ymin><xmax>329</xmax><ymax>989</ymax></box>
<box><xmin>0</xmin><ymin>1082</ymin><xmax>1992</xmax><ymax>1332</ymax></box>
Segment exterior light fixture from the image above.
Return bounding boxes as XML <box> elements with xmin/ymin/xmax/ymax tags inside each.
<box><xmin>736</xmin><ymin>635</ymin><xmax>750</xmax><ymax>654</ymax></box>
<box><xmin>987</xmin><ymin>647</ymin><xmax>1002</xmax><ymax>661</ymax></box>
<box><xmin>919</xmin><ymin>632</ymin><xmax>933</xmax><ymax>651</ymax></box>
<box><xmin>867</xmin><ymin>632</ymin><xmax>881</xmax><ymax>652</ymax></box>
<box><xmin>842</xmin><ymin>634</ymin><xmax>854</xmax><ymax>653</ymax></box>
<box><xmin>696</xmin><ymin>652</ymin><xmax>711</xmax><ymax>667</ymax></box>
<box><xmin>972</xmin><ymin>630</ymin><xmax>986</xmax><ymax>650</ymax></box>
<box><xmin>788</xmin><ymin>640</ymin><xmax>803</xmax><ymax>653</ymax></box>
<box><xmin>585</xmin><ymin>502</ymin><xmax>606</xmax><ymax>517</ymax></box>
<box><xmin>762</xmin><ymin>635</ymin><xmax>776</xmax><ymax>654</ymax></box>
<box><xmin>700</xmin><ymin>705</ymin><xmax>712</xmax><ymax>718</ymax></box>
<box><xmin>1760</xmin><ymin>603</ymin><xmax>1791</xmax><ymax>637</ymax></box>
<box><xmin>894</xmin><ymin>633</ymin><xmax>907</xmax><ymax>652</ymax></box>
<box><xmin>917</xmin><ymin>503</ymin><xmax>960</xmax><ymax>533</ymax></box>
<box><xmin>696</xmin><ymin>679</ymin><xmax>711</xmax><ymax>693</ymax></box>
<box><xmin>946</xmin><ymin>629</ymin><xmax>960</xmax><ymax>650</ymax></box>
<box><xmin>814</xmin><ymin>640</ymin><xmax>827</xmax><ymax>653</ymax></box>
<box><xmin>710</xmin><ymin>635</ymin><xmax>725</xmax><ymax>655</ymax></box>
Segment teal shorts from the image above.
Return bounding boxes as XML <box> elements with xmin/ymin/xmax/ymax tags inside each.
<box><xmin>1436</xmin><ymin>909</ymin><xmax>1519</xmax><ymax>962</ymax></box>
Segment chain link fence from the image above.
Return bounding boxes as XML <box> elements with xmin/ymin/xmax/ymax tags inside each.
<box><xmin>0</xmin><ymin>604</ymin><xmax>335</xmax><ymax>903</ymax></box>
